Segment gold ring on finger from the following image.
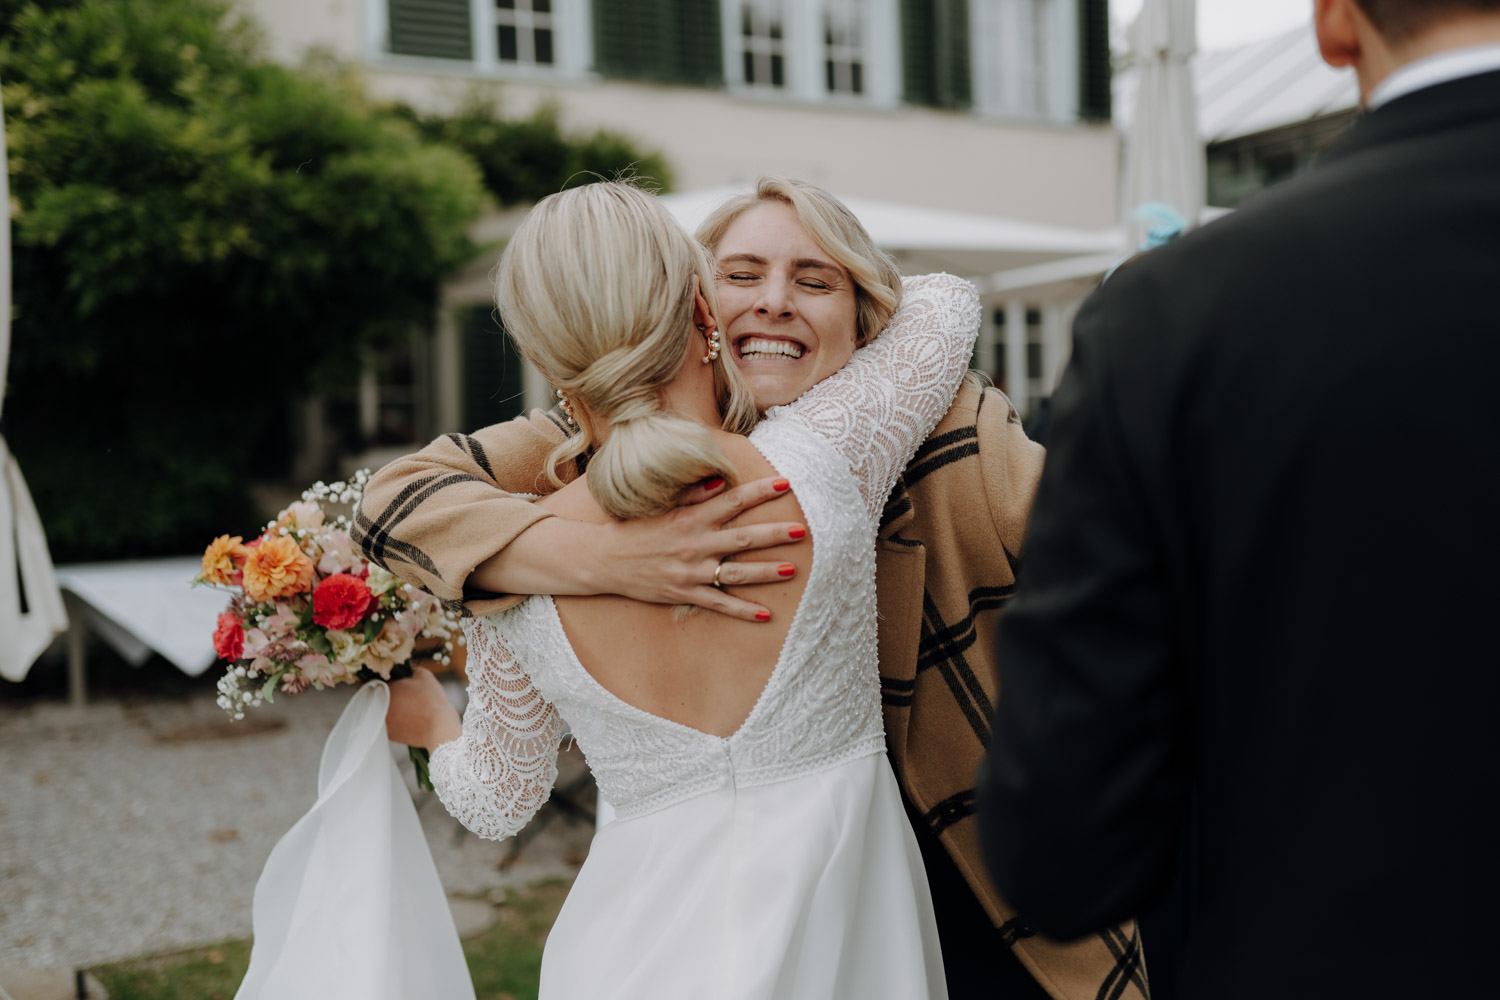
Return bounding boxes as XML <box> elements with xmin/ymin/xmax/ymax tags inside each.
<box><xmin>713</xmin><ymin>561</ymin><xmax>725</xmax><ymax>589</ymax></box>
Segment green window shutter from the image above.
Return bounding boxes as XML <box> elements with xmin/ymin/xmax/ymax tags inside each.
<box><xmin>388</xmin><ymin>0</ymin><xmax>474</xmax><ymax>60</ymax></box>
<box><xmin>1077</xmin><ymin>0</ymin><xmax>1112</xmax><ymax>121</ymax></box>
<box><xmin>592</xmin><ymin>0</ymin><xmax>723</xmax><ymax>87</ymax></box>
<box><xmin>901</xmin><ymin>0</ymin><xmax>970</xmax><ymax>110</ymax></box>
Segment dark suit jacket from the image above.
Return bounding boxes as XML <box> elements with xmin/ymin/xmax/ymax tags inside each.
<box><xmin>980</xmin><ymin>68</ymin><xmax>1500</xmax><ymax>998</ymax></box>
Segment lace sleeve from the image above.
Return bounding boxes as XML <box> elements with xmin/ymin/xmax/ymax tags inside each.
<box><xmin>777</xmin><ymin>273</ymin><xmax>979</xmax><ymax>520</ymax></box>
<box><xmin>428</xmin><ymin>615</ymin><xmax>565</xmax><ymax>841</ymax></box>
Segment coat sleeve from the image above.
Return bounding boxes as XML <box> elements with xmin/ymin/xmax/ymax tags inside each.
<box><xmin>976</xmin><ymin>387</ymin><xmax>1045</xmax><ymax>570</ymax></box>
<box><xmin>979</xmin><ymin>275</ymin><xmax>1192</xmax><ymax>940</ymax></box>
<box><xmin>352</xmin><ymin>408</ymin><xmax>574</xmax><ymax>612</ymax></box>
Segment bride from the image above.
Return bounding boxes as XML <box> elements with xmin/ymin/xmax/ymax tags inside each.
<box><xmin>386</xmin><ymin>180</ymin><xmax>978</xmax><ymax>998</ymax></box>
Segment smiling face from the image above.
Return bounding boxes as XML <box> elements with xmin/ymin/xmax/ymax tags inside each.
<box><xmin>712</xmin><ymin>202</ymin><xmax>861</xmax><ymax>409</ymax></box>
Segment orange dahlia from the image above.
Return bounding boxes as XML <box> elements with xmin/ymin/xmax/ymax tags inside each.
<box><xmin>201</xmin><ymin>535</ymin><xmax>249</xmax><ymax>586</ymax></box>
<box><xmin>241</xmin><ymin>534</ymin><xmax>316</xmax><ymax>603</ymax></box>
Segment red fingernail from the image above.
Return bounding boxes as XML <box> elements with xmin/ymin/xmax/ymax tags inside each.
<box><xmin>772</xmin><ymin>478</ymin><xmax>790</xmax><ymax>492</ymax></box>
<box><xmin>778</xmin><ymin>564</ymin><xmax>795</xmax><ymax>577</ymax></box>
<box><xmin>755</xmin><ymin>611</ymin><xmax>771</xmax><ymax>622</ymax></box>
<box><xmin>705</xmin><ymin>477</ymin><xmax>725</xmax><ymax>490</ymax></box>
<box><xmin>789</xmin><ymin>526</ymin><xmax>806</xmax><ymax>539</ymax></box>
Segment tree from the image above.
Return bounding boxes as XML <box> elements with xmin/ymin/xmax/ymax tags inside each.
<box><xmin>2</xmin><ymin>0</ymin><xmax>488</xmax><ymax>560</ymax></box>
<box><xmin>389</xmin><ymin>93</ymin><xmax>676</xmax><ymax>206</ymax></box>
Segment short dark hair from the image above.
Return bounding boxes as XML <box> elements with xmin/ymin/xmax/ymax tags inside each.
<box><xmin>1355</xmin><ymin>0</ymin><xmax>1500</xmax><ymax>41</ymax></box>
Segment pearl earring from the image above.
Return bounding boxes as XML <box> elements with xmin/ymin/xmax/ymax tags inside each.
<box><xmin>556</xmin><ymin>388</ymin><xmax>576</xmax><ymax>427</ymax></box>
<box><xmin>701</xmin><ymin>327</ymin><xmax>721</xmax><ymax>365</ymax></box>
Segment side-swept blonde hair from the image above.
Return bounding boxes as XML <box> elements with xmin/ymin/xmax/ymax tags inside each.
<box><xmin>694</xmin><ymin>177</ymin><xmax>903</xmax><ymax>347</ymax></box>
<box><xmin>494</xmin><ymin>182</ymin><xmax>760</xmax><ymax>520</ymax></box>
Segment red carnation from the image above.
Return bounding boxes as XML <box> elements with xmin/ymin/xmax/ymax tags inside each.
<box><xmin>213</xmin><ymin>612</ymin><xmax>245</xmax><ymax>661</ymax></box>
<box><xmin>312</xmin><ymin>573</ymin><xmax>376</xmax><ymax>631</ymax></box>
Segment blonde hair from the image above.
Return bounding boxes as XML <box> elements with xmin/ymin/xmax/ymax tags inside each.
<box><xmin>494</xmin><ymin>182</ymin><xmax>760</xmax><ymax>520</ymax></box>
<box><xmin>695</xmin><ymin>177</ymin><xmax>903</xmax><ymax>347</ymax></box>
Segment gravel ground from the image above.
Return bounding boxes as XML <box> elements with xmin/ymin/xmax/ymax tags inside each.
<box><xmin>0</xmin><ymin>684</ymin><xmax>596</xmax><ymax>971</ymax></box>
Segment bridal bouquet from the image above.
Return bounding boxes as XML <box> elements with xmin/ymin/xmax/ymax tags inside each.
<box><xmin>195</xmin><ymin>470</ymin><xmax>461</xmax><ymax>790</ymax></box>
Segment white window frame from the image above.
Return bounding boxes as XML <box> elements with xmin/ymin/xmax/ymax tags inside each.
<box><xmin>738</xmin><ymin>0</ymin><xmax>790</xmax><ymax>91</ymax></box>
<box><xmin>492</xmin><ymin>0</ymin><xmax>557</xmax><ymax>67</ymax></box>
<box><xmin>823</xmin><ymin>0</ymin><xmax>866</xmax><ymax>97</ymax></box>
<box><xmin>366</xmin><ymin>0</ymin><xmax>591</xmax><ymax>80</ymax></box>
<box><xmin>970</xmin><ymin>0</ymin><xmax>1079</xmax><ymax>123</ymax></box>
<box><xmin>719</xmin><ymin>0</ymin><xmax>899</xmax><ymax>107</ymax></box>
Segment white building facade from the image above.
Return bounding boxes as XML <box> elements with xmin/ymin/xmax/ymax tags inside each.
<box><xmin>239</xmin><ymin>0</ymin><xmax>1119</xmax><ymax>441</ymax></box>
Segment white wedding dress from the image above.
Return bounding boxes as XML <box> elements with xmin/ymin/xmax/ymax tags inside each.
<box><xmin>431</xmin><ymin>273</ymin><xmax>979</xmax><ymax>999</ymax></box>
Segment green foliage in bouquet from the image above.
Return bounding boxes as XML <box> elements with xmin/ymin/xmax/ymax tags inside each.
<box><xmin>0</xmin><ymin>0</ymin><xmax>487</xmax><ymax>560</ymax></box>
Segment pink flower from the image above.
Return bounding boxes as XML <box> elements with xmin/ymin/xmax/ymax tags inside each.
<box><xmin>363</xmin><ymin>618</ymin><xmax>416</xmax><ymax>680</ymax></box>
<box><xmin>276</xmin><ymin>501</ymin><xmax>325</xmax><ymax>532</ymax></box>
<box><xmin>213</xmin><ymin>612</ymin><xmax>245</xmax><ymax>661</ymax></box>
<box><xmin>262</xmin><ymin>603</ymin><xmax>300</xmax><ymax>636</ymax></box>
<box><xmin>316</xmin><ymin>531</ymin><xmax>366</xmax><ymax>577</ymax></box>
<box><xmin>312</xmin><ymin>574</ymin><xmax>376</xmax><ymax>631</ymax></box>
<box><xmin>280</xmin><ymin>673</ymin><xmax>311</xmax><ymax>695</ymax></box>
<box><xmin>296</xmin><ymin>652</ymin><xmax>348</xmax><ymax>688</ymax></box>
<box><xmin>242</xmin><ymin>628</ymin><xmax>271</xmax><ymax>657</ymax></box>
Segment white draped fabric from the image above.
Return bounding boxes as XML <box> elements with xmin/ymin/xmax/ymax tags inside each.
<box><xmin>0</xmin><ymin>90</ymin><xmax>70</xmax><ymax>682</ymax></box>
<box><xmin>54</xmin><ymin>557</ymin><xmax>225</xmax><ymax>675</ymax></box>
<box><xmin>1120</xmin><ymin>0</ymin><xmax>1204</xmax><ymax>248</ymax></box>
<box><xmin>235</xmin><ymin>682</ymin><xmax>476</xmax><ymax>1000</ymax></box>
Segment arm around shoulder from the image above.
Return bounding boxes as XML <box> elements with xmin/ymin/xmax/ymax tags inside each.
<box><xmin>353</xmin><ymin>409</ymin><xmax>573</xmax><ymax>604</ymax></box>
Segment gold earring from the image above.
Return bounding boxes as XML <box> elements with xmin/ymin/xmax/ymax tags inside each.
<box><xmin>556</xmin><ymin>388</ymin><xmax>576</xmax><ymax>427</ymax></box>
<box><xmin>701</xmin><ymin>328</ymin><xmax>721</xmax><ymax>365</ymax></box>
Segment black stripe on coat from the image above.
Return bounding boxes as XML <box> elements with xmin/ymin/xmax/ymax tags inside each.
<box><xmin>1096</xmin><ymin>924</ymin><xmax>1149</xmax><ymax>1000</ymax></box>
<box><xmin>446</xmin><ymin>433</ymin><xmax>496</xmax><ymax>482</ymax></box>
<box><xmin>354</xmin><ymin>471</ymin><xmax>486</xmax><ymax>573</ymax></box>
<box><xmin>921</xmin><ymin>787</ymin><xmax>978</xmax><ymax>837</ymax></box>
<box><xmin>917</xmin><ymin>588</ymin><xmax>1011</xmax><ymax>747</ymax></box>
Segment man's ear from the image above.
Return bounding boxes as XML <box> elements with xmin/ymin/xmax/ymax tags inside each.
<box><xmin>1314</xmin><ymin>0</ymin><xmax>1362</xmax><ymax>69</ymax></box>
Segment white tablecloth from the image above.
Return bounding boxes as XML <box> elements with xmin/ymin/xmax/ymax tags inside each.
<box><xmin>54</xmin><ymin>557</ymin><xmax>226</xmax><ymax>676</ymax></box>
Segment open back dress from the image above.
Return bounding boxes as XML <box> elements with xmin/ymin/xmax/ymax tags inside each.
<box><xmin>430</xmin><ymin>273</ymin><xmax>979</xmax><ymax>999</ymax></box>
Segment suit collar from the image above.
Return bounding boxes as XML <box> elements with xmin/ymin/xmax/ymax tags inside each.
<box><xmin>1323</xmin><ymin>67</ymin><xmax>1500</xmax><ymax>166</ymax></box>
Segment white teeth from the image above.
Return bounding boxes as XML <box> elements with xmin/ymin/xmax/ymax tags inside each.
<box><xmin>739</xmin><ymin>338</ymin><xmax>805</xmax><ymax>360</ymax></box>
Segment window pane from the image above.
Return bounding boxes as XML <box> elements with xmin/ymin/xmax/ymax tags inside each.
<box><xmin>532</xmin><ymin>0</ymin><xmax>551</xmax><ymax>10</ymax></box>
<box><xmin>771</xmin><ymin>53</ymin><xmax>784</xmax><ymax>87</ymax></box>
<box><xmin>826</xmin><ymin>60</ymin><xmax>836</xmax><ymax>92</ymax></box>
<box><xmin>824</xmin><ymin>0</ymin><xmax>865</xmax><ymax>96</ymax></box>
<box><xmin>743</xmin><ymin>49</ymin><xmax>755</xmax><ymax>84</ymax></box>
<box><xmin>534</xmin><ymin>27</ymin><xmax>554</xmax><ymax>64</ymax></box>
<box><xmin>498</xmin><ymin>24</ymin><xmax>518</xmax><ymax>60</ymax></box>
<box><xmin>496</xmin><ymin>0</ymin><xmax>515</xmax><ymax>7</ymax></box>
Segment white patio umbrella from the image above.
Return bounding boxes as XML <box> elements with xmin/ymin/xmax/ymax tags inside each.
<box><xmin>657</xmin><ymin>187</ymin><xmax>1121</xmax><ymax>280</ymax></box>
<box><xmin>0</xmin><ymin>88</ymin><xmax>69</xmax><ymax>682</ymax></box>
<box><xmin>1120</xmin><ymin>0</ymin><xmax>1204</xmax><ymax>249</ymax></box>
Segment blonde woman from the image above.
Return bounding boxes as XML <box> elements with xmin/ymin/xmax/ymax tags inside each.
<box><xmin>385</xmin><ymin>181</ymin><xmax>977</xmax><ymax>997</ymax></box>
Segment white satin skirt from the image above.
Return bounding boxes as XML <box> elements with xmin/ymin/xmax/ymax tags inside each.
<box><xmin>235</xmin><ymin>682</ymin><xmax>475</xmax><ymax>1000</ymax></box>
<box><xmin>541</xmin><ymin>751</ymin><xmax>947</xmax><ymax>999</ymax></box>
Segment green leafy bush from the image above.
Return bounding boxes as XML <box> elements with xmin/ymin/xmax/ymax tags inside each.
<box><xmin>389</xmin><ymin>93</ymin><xmax>675</xmax><ymax>206</ymax></box>
<box><xmin>2</xmin><ymin>0</ymin><xmax>489</xmax><ymax>560</ymax></box>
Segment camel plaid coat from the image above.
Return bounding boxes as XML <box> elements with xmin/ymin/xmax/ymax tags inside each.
<box><xmin>354</xmin><ymin>383</ymin><xmax>1147</xmax><ymax>1000</ymax></box>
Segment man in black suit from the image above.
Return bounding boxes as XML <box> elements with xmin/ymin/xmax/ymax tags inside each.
<box><xmin>979</xmin><ymin>1</ymin><xmax>1500</xmax><ymax>996</ymax></box>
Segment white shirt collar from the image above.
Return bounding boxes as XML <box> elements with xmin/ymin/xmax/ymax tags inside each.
<box><xmin>1367</xmin><ymin>42</ymin><xmax>1500</xmax><ymax>110</ymax></box>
